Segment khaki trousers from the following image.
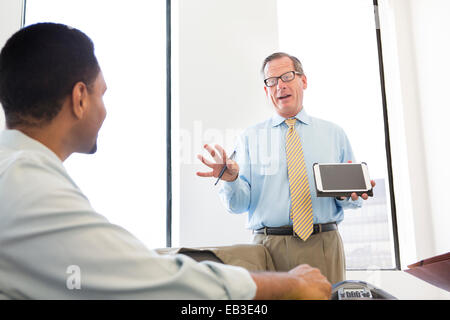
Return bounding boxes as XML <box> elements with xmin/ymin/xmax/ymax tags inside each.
<box><xmin>252</xmin><ymin>229</ymin><xmax>346</xmax><ymax>285</ymax></box>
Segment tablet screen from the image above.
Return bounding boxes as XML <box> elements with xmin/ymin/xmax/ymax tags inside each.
<box><xmin>319</xmin><ymin>164</ymin><xmax>366</xmax><ymax>190</ymax></box>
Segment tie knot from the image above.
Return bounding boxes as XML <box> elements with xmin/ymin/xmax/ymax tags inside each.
<box><xmin>285</xmin><ymin>118</ymin><xmax>297</xmax><ymax>128</ymax></box>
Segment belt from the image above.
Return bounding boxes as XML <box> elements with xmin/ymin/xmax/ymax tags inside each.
<box><xmin>253</xmin><ymin>222</ymin><xmax>337</xmax><ymax>237</ymax></box>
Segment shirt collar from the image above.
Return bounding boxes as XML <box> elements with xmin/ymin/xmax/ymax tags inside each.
<box><xmin>271</xmin><ymin>108</ymin><xmax>311</xmax><ymax>127</ymax></box>
<box><xmin>0</xmin><ymin>129</ymin><xmax>62</xmax><ymax>163</ymax></box>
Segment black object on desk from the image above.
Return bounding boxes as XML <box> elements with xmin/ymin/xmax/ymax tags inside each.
<box><xmin>331</xmin><ymin>280</ymin><xmax>397</xmax><ymax>300</ymax></box>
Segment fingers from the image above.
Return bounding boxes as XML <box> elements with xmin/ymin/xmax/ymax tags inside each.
<box><xmin>288</xmin><ymin>264</ymin><xmax>332</xmax><ymax>300</ymax></box>
<box><xmin>196</xmin><ymin>171</ymin><xmax>214</xmax><ymax>177</ymax></box>
<box><xmin>196</xmin><ymin>144</ymin><xmax>232</xmax><ymax>177</ymax></box>
<box><xmin>203</xmin><ymin>144</ymin><xmax>222</xmax><ymax>164</ymax></box>
<box><xmin>196</xmin><ymin>154</ymin><xmax>214</xmax><ymax>168</ymax></box>
<box><xmin>226</xmin><ymin>158</ymin><xmax>238</xmax><ymax>172</ymax></box>
<box><xmin>214</xmin><ymin>144</ymin><xmax>227</xmax><ymax>162</ymax></box>
<box><xmin>321</xmin><ymin>280</ymin><xmax>332</xmax><ymax>300</ymax></box>
<box><xmin>359</xmin><ymin>180</ymin><xmax>375</xmax><ymax>200</ymax></box>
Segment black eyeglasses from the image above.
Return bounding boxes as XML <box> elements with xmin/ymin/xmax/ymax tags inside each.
<box><xmin>264</xmin><ymin>71</ymin><xmax>302</xmax><ymax>87</ymax></box>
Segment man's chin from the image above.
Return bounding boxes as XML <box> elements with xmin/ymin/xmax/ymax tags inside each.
<box><xmin>276</xmin><ymin>106</ymin><xmax>300</xmax><ymax>118</ymax></box>
<box><xmin>88</xmin><ymin>142</ymin><xmax>97</xmax><ymax>154</ymax></box>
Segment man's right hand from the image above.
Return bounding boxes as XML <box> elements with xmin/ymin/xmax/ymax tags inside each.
<box><xmin>251</xmin><ymin>264</ymin><xmax>332</xmax><ymax>300</ymax></box>
<box><xmin>286</xmin><ymin>264</ymin><xmax>332</xmax><ymax>300</ymax></box>
<box><xmin>196</xmin><ymin>144</ymin><xmax>239</xmax><ymax>182</ymax></box>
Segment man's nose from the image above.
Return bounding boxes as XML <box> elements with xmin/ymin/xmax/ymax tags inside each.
<box><xmin>276</xmin><ymin>78</ymin><xmax>287</xmax><ymax>90</ymax></box>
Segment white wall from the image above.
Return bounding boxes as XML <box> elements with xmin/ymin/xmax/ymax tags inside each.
<box><xmin>379</xmin><ymin>0</ymin><xmax>450</xmax><ymax>266</ymax></box>
<box><xmin>174</xmin><ymin>0</ymin><xmax>278</xmax><ymax>247</ymax></box>
<box><xmin>0</xmin><ymin>0</ymin><xmax>24</xmax><ymax>130</ymax></box>
<box><xmin>408</xmin><ymin>0</ymin><xmax>450</xmax><ymax>257</ymax></box>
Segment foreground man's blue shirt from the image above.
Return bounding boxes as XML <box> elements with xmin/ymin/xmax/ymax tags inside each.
<box><xmin>219</xmin><ymin>108</ymin><xmax>362</xmax><ymax>230</ymax></box>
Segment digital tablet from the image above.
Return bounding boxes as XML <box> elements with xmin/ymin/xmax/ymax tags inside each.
<box><xmin>313</xmin><ymin>163</ymin><xmax>373</xmax><ymax>198</ymax></box>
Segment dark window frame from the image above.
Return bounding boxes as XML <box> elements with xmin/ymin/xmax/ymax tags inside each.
<box><xmin>373</xmin><ymin>0</ymin><xmax>401</xmax><ymax>270</ymax></box>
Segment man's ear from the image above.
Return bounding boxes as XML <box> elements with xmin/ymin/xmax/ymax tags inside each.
<box><xmin>301</xmin><ymin>74</ymin><xmax>307</xmax><ymax>90</ymax></box>
<box><xmin>71</xmin><ymin>82</ymin><xmax>89</xmax><ymax>120</ymax></box>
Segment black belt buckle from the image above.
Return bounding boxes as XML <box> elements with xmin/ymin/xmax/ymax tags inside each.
<box><xmin>311</xmin><ymin>224</ymin><xmax>323</xmax><ymax>235</ymax></box>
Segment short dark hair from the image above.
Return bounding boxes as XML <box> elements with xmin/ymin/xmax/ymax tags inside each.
<box><xmin>261</xmin><ymin>52</ymin><xmax>304</xmax><ymax>77</ymax></box>
<box><xmin>0</xmin><ymin>22</ymin><xmax>100</xmax><ymax>128</ymax></box>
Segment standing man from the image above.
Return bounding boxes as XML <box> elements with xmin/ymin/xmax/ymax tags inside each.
<box><xmin>197</xmin><ymin>52</ymin><xmax>375</xmax><ymax>284</ymax></box>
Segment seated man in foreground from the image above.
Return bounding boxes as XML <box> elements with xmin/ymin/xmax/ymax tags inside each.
<box><xmin>0</xmin><ymin>22</ymin><xmax>331</xmax><ymax>299</ymax></box>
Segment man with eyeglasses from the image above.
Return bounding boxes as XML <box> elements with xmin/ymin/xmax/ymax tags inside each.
<box><xmin>197</xmin><ymin>52</ymin><xmax>375</xmax><ymax>284</ymax></box>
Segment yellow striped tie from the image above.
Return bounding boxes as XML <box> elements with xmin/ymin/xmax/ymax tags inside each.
<box><xmin>285</xmin><ymin>118</ymin><xmax>313</xmax><ymax>241</ymax></box>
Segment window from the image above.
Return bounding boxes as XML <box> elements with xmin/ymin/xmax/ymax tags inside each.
<box><xmin>278</xmin><ymin>0</ymin><xmax>399</xmax><ymax>269</ymax></box>
<box><xmin>25</xmin><ymin>0</ymin><xmax>167</xmax><ymax>248</ymax></box>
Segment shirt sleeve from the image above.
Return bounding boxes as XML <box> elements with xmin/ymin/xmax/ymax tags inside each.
<box><xmin>0</xmin><ymin>155</ymin><xmax>256</xmax><ymax>300</ymax></box>
<box><xmin>218</xmin><ymin>133</ymin><xmax>252</xmax><ymax>213</ymax></box>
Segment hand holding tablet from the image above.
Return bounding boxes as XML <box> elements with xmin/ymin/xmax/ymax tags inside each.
<box><xmin>313</xmin><ymin>162</ymin><xmax>375</xmax><ymax>200</ymax></box>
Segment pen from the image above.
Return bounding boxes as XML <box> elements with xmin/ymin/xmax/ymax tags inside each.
<box><xmin>214</xmin><ymin>150</ymin><xmax>236</xmax><ymax>186</ymax></box>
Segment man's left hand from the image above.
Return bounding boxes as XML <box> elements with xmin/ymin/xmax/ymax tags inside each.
<box><xmin>339</xmin><ymin>160</ymin><xmax>375</xmax><ymax>201</ymax></box>
<box><xmin>340</xmin><ymin>179</ymin><xmax>376</xmax><ymax>201</ymax></box>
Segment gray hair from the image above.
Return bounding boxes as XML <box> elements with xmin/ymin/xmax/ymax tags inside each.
<box><xmin>261</xmin><ymin>52</ymin><xmax>304</xmax><ymax>77</ymax></box>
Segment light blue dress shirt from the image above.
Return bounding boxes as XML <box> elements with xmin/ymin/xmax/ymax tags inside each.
<box><xmin>219</xmin><ymin>108</ymin><xmax>362</xmax><ymax>230</ymax></box>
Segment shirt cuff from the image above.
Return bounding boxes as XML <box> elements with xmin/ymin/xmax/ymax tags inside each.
<box><xmin>201</xmin><ymin>261</ymin><xmax>257</xmax><ymax>300</ymax></box>
<box><xmin>335</xmin><ymin>196</ymin><xmax>363</xmax><ymax>208</ymax></box>
<box><xmin>222</xmin><ymin>176</ymin><xmax>242</xmax><ymax>193</ymax></box>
